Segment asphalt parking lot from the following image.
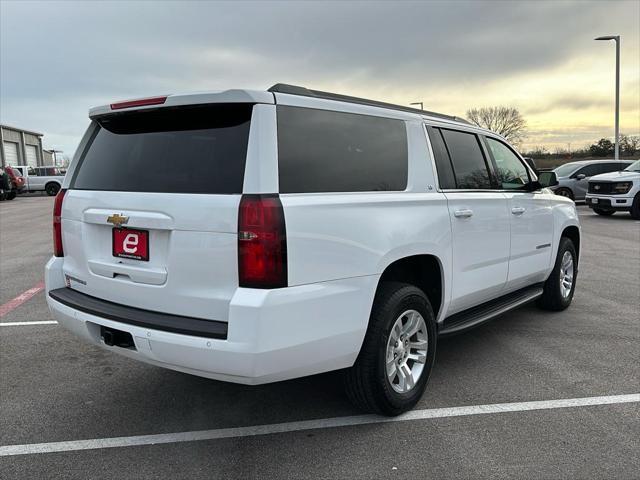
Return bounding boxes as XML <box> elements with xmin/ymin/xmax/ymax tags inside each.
<box><xmin>1</xmin><ymin>196</ymin><xmax>638</xmax><ymax>479</ymax></box>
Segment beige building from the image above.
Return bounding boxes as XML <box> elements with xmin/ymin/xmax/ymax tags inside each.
<box><xmin>0</xmin><ymin>124</ymin><xmax>53</xmax><ymax>168</ymax></box>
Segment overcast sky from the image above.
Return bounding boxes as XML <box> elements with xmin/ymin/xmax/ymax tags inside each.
<box><xmin>1</xmin><ymin>0</ymin><xmax>638</xmax><ymax>157</ymax></box>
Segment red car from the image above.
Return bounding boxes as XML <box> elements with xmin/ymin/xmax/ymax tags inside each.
<box><xmin>5</xmin><ymin>166</ymin><xmax>26</xmax><ymax>198</ymax></box>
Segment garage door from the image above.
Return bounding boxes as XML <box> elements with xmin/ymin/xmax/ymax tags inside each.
<box><xmin>25</xmin><ymin>145</ymin><xmax>38</xmax><ymax>168</ymax></box>
<box><xmin>3</xmin><ymin>141</ymin><xmax>19</xmax><ymax>165</ymax></box>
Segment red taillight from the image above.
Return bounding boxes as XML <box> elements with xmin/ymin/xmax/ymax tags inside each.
<box><xmin>110</xmin><ymin>96</ymin><xmax>167</xmax><ymax>110</ymax></box>
<box><xmin>53</xmin><ymin>189</ymin><xmax>66</xmax><ymax>257</ymax></box>
<box><xmin>238</xmin><ymin>194</ymin><xmax>287</xmax><ymax>289</ymax></box>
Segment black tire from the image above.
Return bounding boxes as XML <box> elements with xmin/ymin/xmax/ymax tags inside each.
<box><xmin>555</xmin><ymin>188</ymin><xmax>574</xmax><ymax>200</ymax></box>
<box><xmin>631</xmin><ymin>194</ymin><xmax>640</xmax><ymax>220</ymax></box>
<box><xmin>593</xmin><ymin>208</ymin><xmax>615</xmax><ymax>216</ymax></box>
<box><xmin>6</xmin><ymin>191</ymin><xmax>16</xmax><ymax>200</ymax></box>
<box><xmin>344</xmin><ymin>282</ymin><xmax>437</xmax><ymax>416</ymax></box>
<box><xmin>537</xmin><ymin>237</ymin><xmax>577</xmax><ymax>311</ymax></box>
<box><xmin>45</xmin><ymin>183</ymin><xmax>60</xmax><ymax>196</ymax></box>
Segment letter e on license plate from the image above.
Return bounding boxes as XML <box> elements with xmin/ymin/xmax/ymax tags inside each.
<box><xmin>112</xmin><ymin>228</ymin><xmax>149</xmax><ymax>261</ymax></box>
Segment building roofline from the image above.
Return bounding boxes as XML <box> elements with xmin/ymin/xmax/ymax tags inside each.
<box><xmin>0</xmin><ymin>124</ymin><xmax>44</xmax><ymax>137</ymax></box>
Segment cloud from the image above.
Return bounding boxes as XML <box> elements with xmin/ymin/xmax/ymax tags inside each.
<box><xmin>1</xmin><ymin>0</ymin><xmax>638</xmax><ymax>154</ymax></box>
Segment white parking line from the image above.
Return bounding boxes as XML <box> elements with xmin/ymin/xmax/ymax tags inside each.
<box><xmin>0</xmin><ymin>321</ymin><xmax>58</xmax><ymax>327</ymax></box>
<box><xmin>0</xmin><ymin>393</ymin><xmax>637</xmax><ymax>457</ymax></box>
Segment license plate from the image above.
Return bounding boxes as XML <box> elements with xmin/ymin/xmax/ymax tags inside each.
<box><xmin>112</xmin><ymin>228</ymin><xmax>149</xmax><ymax>261</ymax></box>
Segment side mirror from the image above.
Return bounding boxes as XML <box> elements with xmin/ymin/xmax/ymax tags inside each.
<box><xmin>526</xmin><ymin>180</ymin><xmax>543</xmax><ymax>191</ymax></box>
<box><xmin>538</xmin><ymin>171</ymin><xmax>559</xmax><ymax>188</ymax></box>
<box><xmin>575</xmin><ymin>173</ymin><xmax>587</xmax><ymax>180</ymax></box>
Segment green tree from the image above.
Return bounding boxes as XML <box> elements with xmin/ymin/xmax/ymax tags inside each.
<box><xmin>589</xmin><ymin>138</ymin><xmax>614</xmax><ymax>157</ymax></box>
<box><xmin>620</xmin><ymin>134</ymin><xmax>640</xmax><ymax>156</ymax></box>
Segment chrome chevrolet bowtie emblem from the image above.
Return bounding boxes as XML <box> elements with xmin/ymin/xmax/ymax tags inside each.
<box><xmin>594</xmin><ymin>185</ymin><xmax>600</xmax><ymax>190</ymax></box>
<box><xmin>107</xmin><ymin>213</ymin><xmax>129</xmax><ymax>226</ymax></box>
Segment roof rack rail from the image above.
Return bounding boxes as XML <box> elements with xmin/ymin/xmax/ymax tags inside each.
<box><xmin>268</xmin><ymin>83</ymin><xmax>471</xmax><ymax>124</ymax></box>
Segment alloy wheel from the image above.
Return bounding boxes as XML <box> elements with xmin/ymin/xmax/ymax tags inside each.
<box><xmin>385</xmin><ymin>309</ymin><xmax>428</xmax><ymax>394</ymax></box>
<box><xmin>559</xmin><ymin>251</ymin><xmax>574</xmax><ymax>298</ymax></box>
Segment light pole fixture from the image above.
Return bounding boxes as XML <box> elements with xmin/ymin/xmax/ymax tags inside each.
<box><xmin>595</xmin><ymin>35</ymin><xmax>621</xmax><ymax>161</ymax></box>
<box><xmin>50</xmin><ymin>149</ymin><xmax>63</xmax><ymax>167</ymax></box>
<box><xmin>410</xmin><ymin>102</ymin><xmax>424</xmax><ymax>110</ymax></box>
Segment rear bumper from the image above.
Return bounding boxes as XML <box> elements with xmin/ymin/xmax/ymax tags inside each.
<box><xmin>585</xmin><ymin>194</ymin><xmax>633</xmax><ymax>210</ymax></box>
<box><xmin>45</xmin><ymin>257</ymin><xmax>378</xmax><ymax>385</ymax></box>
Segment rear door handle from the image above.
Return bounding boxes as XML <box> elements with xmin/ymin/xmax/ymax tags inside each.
<box><xmin>511</xmin><ymin>207</ymin><xmax>526</xmax><ymax>215</ymax></box>
<box><xmin>453</xmin><ymin>209</ymin><xmax>474</xmax><ymax>218</ymax></box>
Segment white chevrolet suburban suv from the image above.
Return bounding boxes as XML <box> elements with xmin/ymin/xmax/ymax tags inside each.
<box><xmin>585</xmin><ymin>159</ymin><xmax>640</xmax><ymax>219</ymax></box>
<box><xmin>45</xmin><ymin>85</ymin><xmax>581</xmax><ymax>415</ymax></box>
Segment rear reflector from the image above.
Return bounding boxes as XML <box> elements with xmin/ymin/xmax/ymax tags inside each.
<box><xmin>110</xmin><ymin>96</ymin><xmax>167</xmax><ymax>110</ymax></box>
<box><xmin>238</xmin><ymin>195</ymin><xmax>287</xmax><ymax>289</ymax></box>
<box><xmin>53</xmin><ymin>189</ymin><xmax>67</xmax><ymax>257</ymax></box>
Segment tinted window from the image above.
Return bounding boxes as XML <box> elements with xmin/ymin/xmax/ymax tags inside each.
<box><xmin>426</xmin><ymin>126</ymin><xmax>456</xmax><ymax>189</ymax></box>
<box><xmin>577</xmin><ymin>164</ymin><xmax>601</xmax><ymax>177</ymax></box>
<box><xmin>72</xmin><ymin>104</ymin><xmax>252</xmax><ymax>194</ymax></box>
<box><xmin>602</xmin><ymin>162</ymin><xmax>629</xmax><ymax>173</ymax></box>
<box><xmin>440</xmin><ymin>129</ymin><xmax>492</xmax><ymax>189</ymax></box>
<box><xmin>277</xmin><ymin>106</ymin><xmax>407</xmax><ymax>193</ymax></box>
<box><xmin>485</xmin><ymin>137</ymin><xmax>530</xmax><ymax>189</ymax></box>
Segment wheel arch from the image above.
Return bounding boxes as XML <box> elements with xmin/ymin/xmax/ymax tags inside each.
<box><xmin>374</xmin><ymin>254</ymin><xmax>444</xmax><ymax>321</ymax></box>
<box><xmin>561</xmin><ymin>225</ymin><xmax>580</xmax><ymax>261</ymax></box>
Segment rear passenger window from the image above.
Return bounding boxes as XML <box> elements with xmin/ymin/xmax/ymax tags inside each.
<box><xmin>440</xmin><ymin>129</ymin><xmax>492</xmax><ymax>189</ymax></box>
<box><xmin>602</xmin><ymin>163</ymin><xmax>627</xmax><ymax>174</ymax></box>
<box><xmin>277</xmin><ymin>106</ymin><xmax>408</xmax><ymax>193</ymax></box>
<box><xmin>426</xmin><ymin>126</ymin><xmax>456</xmax><ymax>189</ymax></box>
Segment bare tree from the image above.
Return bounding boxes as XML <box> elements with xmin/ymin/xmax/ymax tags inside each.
<box><xmin>466</xmin><ymin>106</ymin><xmax>527</xmax><ymax>144</ymax></box>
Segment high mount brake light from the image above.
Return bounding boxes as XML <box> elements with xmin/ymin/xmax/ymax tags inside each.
<box><xmin>238</xmin><ymin>194</ymin><xmax>287</xmax><ymax>289</ymax></box>
<box><xmin>110</xmin><ymin>96</ymin><xmax>167</xmax><ymax>110</ymax></box>
<box><xmin>53</xmin><ymin>189</ymin><xmax>67</xmax><ymax>257</ymax></box>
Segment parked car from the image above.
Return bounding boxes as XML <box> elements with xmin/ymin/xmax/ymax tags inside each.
<box><xmin>550</xmin><ymin>159</ymin><xmax>633</xmax><ymax>201</ymax></box>
<box><xmin>6</xmin><ymin>166</ymin><xmax>26</xmax><ymax>195</ymax></box>
<box><xmin>0</xmin><ymin>167</ymin><xmax>13</xmax><ymax>201</ymax></box>
<box><xmin>0</xmin><ymin>166</ymin><xmax>22</xmax><ymax>200</ymax></box>
<box><xmin>585</xmin><ymin>159</ymin><xmax>640</xmax><ymax>219</ymax></box>
<box><xmin>11</xmin><ymin>165</ymin><xmax>65</xmax><ymax>196</ymax></box>
<box><xmin>45</xmin><ymin>85</ymin><xmax>581</xmax><ymax>416</ymax></box>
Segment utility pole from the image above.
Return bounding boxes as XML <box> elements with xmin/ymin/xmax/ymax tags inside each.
<box><xmin>50</xmin><ymin>149</ymin><xmax>63</xmax><ymax>167</ymax></box>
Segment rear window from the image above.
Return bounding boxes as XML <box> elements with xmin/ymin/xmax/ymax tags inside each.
<box><xmin>277</xmin><ymin>106</ymin><xmax>408</xmax><ymax>193</ymax></box>
<box><xmin>72</xmin><ymin>104</ymin><xmax>252</xmax><ymax>194</ymax></box>
<box><xmin>440</xmin><ymin>129</ymin><xmax>492</xmax><ymax>189</ymax></box>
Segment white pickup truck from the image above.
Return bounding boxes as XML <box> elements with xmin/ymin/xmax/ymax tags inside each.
<box><xmin>12</xmin><ymin>165</ymin><xmax>65</xmax><ymax>196</ymax></box>
<box><xmin>586</xmin><ymin>159</ymin><xmax>640</xmax><ymax>218</ymax></box>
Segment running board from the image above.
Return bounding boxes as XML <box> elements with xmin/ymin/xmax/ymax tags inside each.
<box><xmin>439</xmin><ymin>284</ymin><xmax>544</xmax><ymax>337</ymax></box>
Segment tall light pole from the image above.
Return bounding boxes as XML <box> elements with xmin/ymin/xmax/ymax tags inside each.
<box><xmin>50</xmin><ymin>149</ymin><xmax>63</xmax><ymax>167</ymax></box>
<box><xmin>595</xmin><ymin>35</ymin><xmax>620</xmax><ymax>161</ymax></box>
